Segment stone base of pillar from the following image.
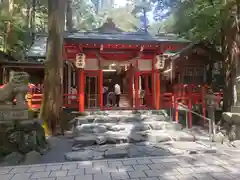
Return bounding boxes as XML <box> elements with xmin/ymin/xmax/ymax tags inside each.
<box><xmin>223</xmin><ymin>107</ymin><xmax>240</xmax><ymax>141</ymax></box>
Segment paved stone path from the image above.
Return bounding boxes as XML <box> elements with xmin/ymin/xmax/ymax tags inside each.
<box><xmin>1</xmin><ymin>154</ymin><xmax>240</xmax><ymax>180</ymax></box>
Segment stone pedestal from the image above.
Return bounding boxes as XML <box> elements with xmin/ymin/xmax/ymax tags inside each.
<box><xmin>0</xmin><ymin>119</ymin><xmax>47</xmax><ymax>157</ymax></box>
<box><xmin>0</xmin><ymin>105</ymin><xmax>29</xmax><ymax>121</ymax></box>
<box><xmin>222</xmin><ymin>111</ymin><xmax>240</xmax><ymax>141</ymax></box>
<box><xmin>0</xmin><ymin>104</ymin><xmax>48</xmax><ymax>159</ymax></box>
<box><xmin>230</xmin><ymin>106</ymin><xmax>240</xmax><ymax>140</ymax></box>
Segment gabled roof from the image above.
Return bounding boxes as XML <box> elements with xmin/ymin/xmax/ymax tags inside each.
<box><xmin>171</xmin><ymin>41</ymin><xmax>222</xmax><ymax>62</ymax></box>
<box><xmin>26</xmin><ymin>19</ymin><xmax>190</xmax><ymax>58</ymax></box>
<box><xmin>64</xmin><ymin>32</ymin><xmax>188</xmax><ymax>44</ymax></box>
<box><xmin>92</xmin><ymin>18</ymin><xmax>124</xmax><ymax>33</ymax></box>
<box><xmin>27</xmin><ymin>36</ymin><xmax>47</xmax><ymax>58</ymax></box>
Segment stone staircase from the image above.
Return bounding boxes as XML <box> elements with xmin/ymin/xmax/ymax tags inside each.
<box><xmin>65</xmin><ymin>110</ymin><xmax>216</xmax><ymax>161</ymax></box>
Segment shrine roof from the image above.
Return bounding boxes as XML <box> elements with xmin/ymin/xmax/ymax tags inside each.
<box><xmin>64</xmin><ymin>31</ymin><xmax>190</xmax><ymax>44</ymax></box>
<box><xmin>171</xmin><ymin>41</ymin><xmax>222</xmax><ymax>62</ymax></box>
<box><xmin>27</xmin><ymin>36</ymin><xmax>47</xmax><ymax>58</ymax></box>
<box><xmin>26</xmin><ymin>34</ymin><xmax>189</xmax><ymax>58</ymax></box>
<box><xmin>26</xmin><ymin>18</ymin><xmax>190</xmax><ymax>58</ymax></box>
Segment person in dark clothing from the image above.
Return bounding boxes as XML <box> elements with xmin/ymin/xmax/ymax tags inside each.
<box><xmin>103</xmin><ymin>85</ymin><xmax>108</xmax><ymax>106</ymax></box>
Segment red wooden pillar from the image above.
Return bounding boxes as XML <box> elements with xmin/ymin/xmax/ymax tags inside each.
<box><xmin>151</xmin><ymin>57</ymin><xmax>155</xmax><ymax>108</ymax></box>
<box><xmin>155</xmin><ymin>71</ymin><xmax>161</xmax><ymax>110</ymax></box>
<box><xmin>99</xmin><ymin>70</ymin><xmax>103</xmax><ymax>110</ymax></box>
<box><xmin>145</xmin><ymin>75</ymin><xmax>149</xmax><ymax>106</ymax></box>
<box><xmin>128</xmin><ymin>67</ymin><xmax>133</xmax><ymax>107</ymax></box>
<box><xmin>134</xmin><ymin>72</ymin><xmax>139</xmax><ymax>108</ymax></box>
<box><xmin>78</xmin><ymin>69</ymin><xmax>84</xmax><ymax>112</ymax></box>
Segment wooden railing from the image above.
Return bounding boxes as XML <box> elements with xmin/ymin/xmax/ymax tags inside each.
<box><xmin>28</xmin><ymin>93</ymin><xmax>79</xmax><ymax>109</ymax></box>
<box><xmin>161</xmin><ymin>84</ymin><xmax>223</xmax><ymax>128</ymax></box>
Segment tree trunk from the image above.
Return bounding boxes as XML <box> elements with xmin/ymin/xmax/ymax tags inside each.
<box><xmin>5</xmin><ymin>0</ymin><xmax>13</xmax><ymax>54</ymax></box>
<box><xmin>222</xmin><ymin>1</ymin><xmax>240</xmax><ymax>112</ymax></box>
<box><xmin>39</xmin><ymin>0</ymin><xmax>66</xmax><ymax>136</ymax></box>
<box><xmin>66</xmin><ymin>0</ymin><xmax>73</xmax><ymax>31</ymax></box>
<box><xmin>26</xmin><ymin>1</ymin><xmax>31</xmax><ymax>28</ymax></box>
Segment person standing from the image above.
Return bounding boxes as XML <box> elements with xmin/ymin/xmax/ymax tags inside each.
<box><xmin>114</xmin><ymin>83</ymin><xmax>121</xmax><ymax>107</ymax></box>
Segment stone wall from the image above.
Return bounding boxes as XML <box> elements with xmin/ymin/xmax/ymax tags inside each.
<box><xmin>0</xmin><ymin>119</ymin><xmax>48</xmax><ymax>165</ymax></box>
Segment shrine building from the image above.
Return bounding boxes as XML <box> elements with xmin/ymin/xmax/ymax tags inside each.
<box><xmin>17</xmin><ymin>19</ymin><xmax>192</xmax><ymax>111</ymax></box>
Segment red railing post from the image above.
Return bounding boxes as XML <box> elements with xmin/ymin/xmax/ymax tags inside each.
<box><xmin>134</xmin><ymin>72</ymin><xmax>140</xmax><ymax>109</ymax></box>
<box><xmin>188</xmin><ymin>85</ymin><xmax>192</xmax><ymax>128</ymax></box>
<box><xmin>201</xmin><ymin>85</ymin><xmax>207</xmax><ymax>125</ymax></box>
<box><xmin>99</xmin><ymin>70</ymin><xmax>103</xmax><ymax>110</ymax></box>
<box><xmin>79</xmin><ymin>69</ymin><xmax>84</xmax><ymax>112</ymax></box>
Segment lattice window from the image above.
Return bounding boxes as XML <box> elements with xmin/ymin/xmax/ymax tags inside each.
<box><xmin>183</xmin><ymin>67</ymin><xmax>204</xmax><ymax>84</ymax></box>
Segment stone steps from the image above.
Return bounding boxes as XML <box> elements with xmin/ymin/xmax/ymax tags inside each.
<box><xmin>64</xmin><ymin>111</ymin><xmax>217</xmax><ymax>162</ymax></box>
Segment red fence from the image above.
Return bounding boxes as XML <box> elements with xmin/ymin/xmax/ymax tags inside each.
<box><xmin>161</xmin><ymin>84</ymin><xmax>223</xmax><ymax>128</ymax></box>
<box><xmin>1</xmin><ymin>83</ymin><xmax>223</xmax><ymax>128</ymax></box>
<box><xmin>28</xmin><ymin>93</ymin><xmax>79</xmax><ymax>109</ymax></box>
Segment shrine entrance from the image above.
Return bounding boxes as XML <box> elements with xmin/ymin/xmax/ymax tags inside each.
<box><xmin>84</xmin><ymin>71</ymin><xmax>100</xmax><ymax>109</ymax></box>
<box><xmin>101</xmin><ymin>65</ymin><xmax>132</xmax><ymax>110</ymax></box>
<box><xmin>78</xmin><ymin>58</ymin><xmax>159</xmax><ymax>111</ymax></box>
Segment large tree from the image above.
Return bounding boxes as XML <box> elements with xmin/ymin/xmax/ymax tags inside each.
<box><xmin>151</xmin><ymin>0</ymin><xmax>240</xmax><ymax>111</ymax></box>
<box><xmin>66</xmin><ymin>0</ymin><xmax>73</xmax><ymax>31</ymax></box>
<box><xmin>39</xmin><ymin>0</ymin><xmax>66</xmax><ymax>135</ymax></box>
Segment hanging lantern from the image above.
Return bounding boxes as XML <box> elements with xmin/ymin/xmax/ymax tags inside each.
<box><xmin>155</xmin><ymin>54</ymin><xmax>165</xmax><ymax>70</ymax></box>
<box><xmin>75</xmin><ymin>53</ymin><xmax>86</xmax><ymax>69</ymax></box>
<box><xmin>100</xmin><ymin>44</ymin><xmax>104</xmax><ymax>51</ymax></box>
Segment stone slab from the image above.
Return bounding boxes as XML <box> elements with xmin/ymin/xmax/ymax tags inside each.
<box><xmin>1</xmin><ymin>154</ymin><xmax>240</xmax><ymax>180</ymax></box>
<box><xmin>0</xmin><ymin>104</ymin><xmax>28</xmax><ymax>110</ymax></box>
<box><xmin>0</xmin><ymin>109</ymin><xmax>29</xmax><ymax>120</ymax></box>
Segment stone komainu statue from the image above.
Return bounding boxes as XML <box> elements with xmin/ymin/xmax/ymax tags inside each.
<box><xmin>0</xmin><ymin>71</ymin><xmax>29</xmax><ymax>106</ymax></box>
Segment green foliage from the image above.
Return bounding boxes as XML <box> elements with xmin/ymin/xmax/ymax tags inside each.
<box><xmin>148</xmin><ymin>15</ymin><xmax>175</xmax><ymax>35</ymax></box>
<box><xmin>108</xmin><ymin>7</ymin><xmax>140</xmax><ymax>32</ymax></box>
<box><xmin>131</xmin><ymin>0</ymin><xmax>153</xmax><ymax>15</ymax></box>
<box><xmin>73</xmin><ymin>0</ymin><xmax>104</xmax><ymax>31</ymax></box>
<box><xmin>0</xmin><ymin>0</ymin><xmax>48</xmax><ymax>60</ymax></box>
<box><xmin>0</xmin><ymin>0</ymin><xmax>142</xmax><ymax>60</ymax></box>
<box><xmin>160</xmin><ymin>0</ymin><xmax>228</xmax><ymax>45</ymax></box>
<box><xmin>73</xmin><ymin>1</ymin><xmax>140</xmax><ymax>32</ymax></box>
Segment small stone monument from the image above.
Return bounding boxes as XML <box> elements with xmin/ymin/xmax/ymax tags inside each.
<box><xmin>0</xmin><ymin>71</ymin><xmax>29</xmax><ymax>121</ymax></box>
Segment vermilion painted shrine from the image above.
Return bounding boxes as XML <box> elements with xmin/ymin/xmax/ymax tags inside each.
<box><xmin>0</xmin><ymin>19</ymin><xmax>223</xmax><ymax>122</ymax></box>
